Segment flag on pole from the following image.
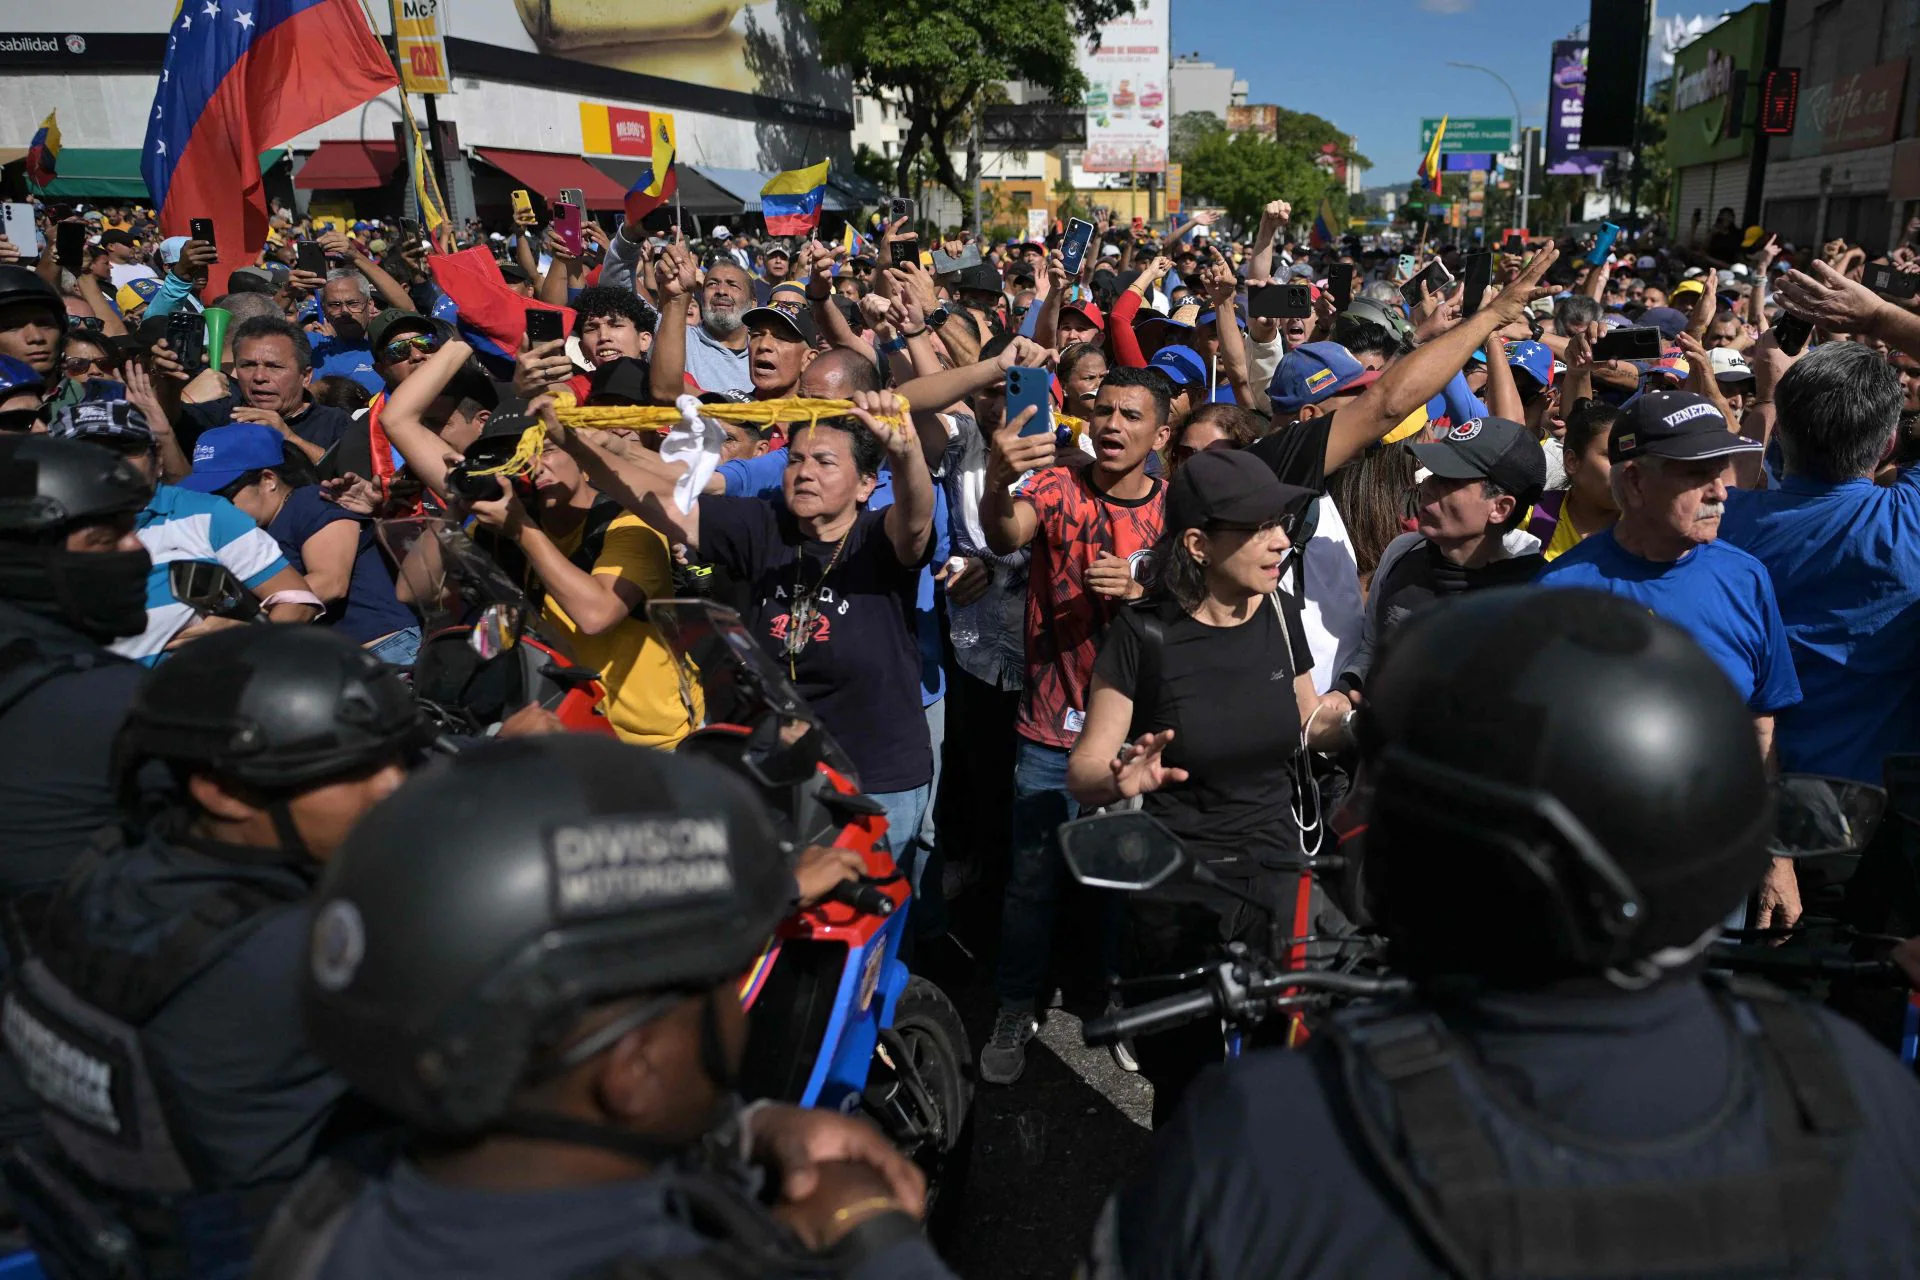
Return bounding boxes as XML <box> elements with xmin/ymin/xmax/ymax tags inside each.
<box><xmin>1309</xmin><ymin>197</ymin><xmax>1335</xmax><ymax>249</ymax></box>
<box><xmin>760</xmin><ymin>160</ymin><xmax>830</xmax><ymax>236</ymax></box>
<box><xmin>143</xmin><ymin>0</ymin><xmax>396</xmax><ymax>297</ymax></box>
<box><xmin>625</xmin><ymin>112</ymin><xmax>678</xmax><ymax>223</ymax></box>
<box><xmin>1417</xmin><ymin>115</ymin><xmax>1448</xmax><ymax>197</ymax></box>
<box><xmin>24</xmin><ymin>112</ymin><xmax>60</xmax><ymax>189</ymax></box>
<box><xmin>841</xmin><ymin>223</ymin><xmax>873</xmax><ymax>259</ymax></box>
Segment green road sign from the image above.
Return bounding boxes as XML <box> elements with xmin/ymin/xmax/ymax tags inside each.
<box><xmin>1420</xmin><ymin>117</ymin><xmax>1514</xmax><ymax>153</ymax></box>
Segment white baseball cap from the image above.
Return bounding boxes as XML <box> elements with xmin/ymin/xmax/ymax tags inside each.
<box><xmin>1709</xmin><ymin>347</ymin><xmax>1755</xmax><ymax>382</ymax></box>
<box><xmin>712</xmin><ymin>225</ymin><xmax>733</xmax><ymax>240</ymax></box>
<box><xmin>1101</xmin><ymin>243</ymin><xmax>1121</xmax><ymax>258</ymax></box>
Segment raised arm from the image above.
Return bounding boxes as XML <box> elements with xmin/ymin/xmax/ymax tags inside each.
<box><xmin>1479</xmin><ymin>333</ymin><xmax>1523</xmax><ymax>424</ymax></box>
<box><xmin>320</xmin><ymin>230</ymin><xmax>414</xmax><ymax>312</ymax></box>
<box><xmin>1250</xmin><ymin>202</ymin><xmax>1290</xmax><ymax>284</ymax></box>
<box><xmin>648</xmin><ymin>237</ymin><xmax>702</xmax><ymax>404</ymax></box>
<box><xmin>978</xmin><ymin>406</ymin><xmax>1055</xmax><ymax>554</ymax></box>
<box><xmin>1776</xmin><ymin>259</ymin><xmax>1920</xmax><ymax>362</ymax></box>
<box><xmin>1323</xmin><ymin>244</ymin><xmax>1559</xmax><ymax>474</ymax></box>
<box><xmin>379</xmin><ymin>337</ymin><xmax>478</xmax><ymax>500</ymax></box>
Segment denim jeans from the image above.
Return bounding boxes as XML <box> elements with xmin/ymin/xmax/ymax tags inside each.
<box><xmin>363</xmin><ymin>624</ymin><xmax>423</xmax><ymax>667</ymax></box>
<box><xmin>872</xmin><ymin>781</ymin><xmax>933</xmax><ymax>897</ymax></box>
<box><xmin>994</xmin><ymin>738</ymin><xmax>1082</xmax><ymax>1011</ymax></box>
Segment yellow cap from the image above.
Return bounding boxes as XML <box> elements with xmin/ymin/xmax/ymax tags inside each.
<box><xmin>1383</xmin><ymin>402</ymin><xmax>1429</xmax><ymax>445</ymax></box>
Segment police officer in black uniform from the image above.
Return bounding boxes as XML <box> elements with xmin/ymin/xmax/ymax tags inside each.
<box><xmin>0</xmin><ymin>435</ymin><xmax>152</xmax><ymax>1148</ymax></box>
<box><xmin>1093</xmin><ymin>588</ymin><xmax>1920</xmax><ymax>1279</ymax></box>
<box><xmin>258</xmin><ymin>734</ymin><xmax>955</xmax><ymax>1280</ymax></box>
<box><xmin>1</xmin><ymin>625</ymin><xmax>423</xmax><ymax>1280</ymax></box>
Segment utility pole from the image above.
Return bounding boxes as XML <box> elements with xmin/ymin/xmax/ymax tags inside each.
<box><xmin>1742</xmin><ymin>0</ymin><xmax>1788</xmax><ymax>227</ymax></box>
<box><xmin>970</xmin><ymin>112</ymin><xmax>983</xmax><ymax>239</ymax></box>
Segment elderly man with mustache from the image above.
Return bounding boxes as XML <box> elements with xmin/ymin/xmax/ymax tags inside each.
<box><xmin>1539</xmin><ymin>388</ymin><xmax>1803</xmax><ymax>930</ymax></box>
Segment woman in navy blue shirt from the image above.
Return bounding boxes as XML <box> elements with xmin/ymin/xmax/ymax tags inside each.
<box><xmin>180</xmin><ymin>423</ymin><xmax>421</xmax><ymax>663</ymax></box>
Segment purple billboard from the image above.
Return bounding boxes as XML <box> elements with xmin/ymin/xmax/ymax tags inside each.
<box><xmin>1546</xmin><ymin>40</ymin><xmax>1609</xmax><ymax>176</ymax></box>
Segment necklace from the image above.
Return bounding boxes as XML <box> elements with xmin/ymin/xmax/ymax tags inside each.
<box><xmin>787</xmin><ymin>525</ymin><xmax>852</xmax><ymax>677</ymax></box>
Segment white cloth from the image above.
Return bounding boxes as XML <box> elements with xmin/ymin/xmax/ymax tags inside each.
<box><xmin>1275</xmin><ymin>497</ymin><xmax>1364</xmax><ymax>695</ymax></box>
<box><xmin>659</xmin><ymin>394</ymin><xmax>726</xmax><ymax>514</ymax></box>
<box><xmin>109</xmin><ymin>263</ymin><xmax>159</xmax><ymax>290</ymax></box>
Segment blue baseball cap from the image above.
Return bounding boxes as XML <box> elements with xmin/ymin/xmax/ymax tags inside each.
<box><xmin>179</xmin><ymin>423</ymin><xmax>287</xmax><ymax>492</ymax></box>
<box><xmin>1268</xmin><ymin>341</ymin><xmax>1380</xmax><ymax>415</ymax></box>
<box><xmin>0</xmin><ymin>355</ymin><xmax>43</xmax><ymax>398</ymax></box>
<box><xmin>1507</xmin><ymin>339</ymin><xmax>1553</xmax><ymax>389</ymax></box>
<box><xmin>1640</xmin><ymin>306</ymin><xmax>1690</xmax><ymax>340</ymax></box>
<box><xmin>1148</xmin><ymin>344</ymin><xmax>1207</xmax><ymax>389</ymax></box>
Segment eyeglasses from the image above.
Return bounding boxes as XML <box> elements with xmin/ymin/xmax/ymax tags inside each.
<box><xmin>381</xmin><ymin>332</ymin><xmax>442</xmax><ymax>362</ymax></box>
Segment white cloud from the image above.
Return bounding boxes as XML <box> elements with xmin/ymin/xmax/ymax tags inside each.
<box><xmin>1420</xmin><ymin>0</ymin><xmax>1474</xmax><ymax>12</ymax></box>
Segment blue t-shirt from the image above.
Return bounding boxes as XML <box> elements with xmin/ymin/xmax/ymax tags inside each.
<box><xmin>309</xmin><ymin>335</ymin><xmax>382</xmax><ymax>395</ymax></box>
<box><xmin>1719</xmin><ymin>467</ymin><xmax>1920</xmax><ymax>782</ymax></box>
<box><xmin>265</xmin><ymin>486</ymin><xmax>415</xmax><ymax>644</ymax></box>
<box><xmin>1539</xmin><ymin>528</ymin><xmax>1802</xmax><ymax>715</ymax></box>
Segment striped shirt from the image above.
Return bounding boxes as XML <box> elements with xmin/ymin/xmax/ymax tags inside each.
<box><xmin>110</xmin><ymin>485</ymin><xmax>289</xmax><ymax>666</ymax></box>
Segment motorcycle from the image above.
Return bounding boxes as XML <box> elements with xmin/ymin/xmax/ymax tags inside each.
<box><xmin>647</xmin><ymin>600</ymin><xmax>973</xmax><ymax>1219</ymax></box>
<box><xmin>1080</xmin><ymin>775</ymin><xmax>1920</xmax><ymax>1069</ymax></box>
<box><xmin>375</xmin><ymin>516</ymin><xmax>615</xmax><ymax>737</ymax></box>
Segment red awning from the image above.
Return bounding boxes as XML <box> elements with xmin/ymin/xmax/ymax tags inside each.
<box><xmin>294</xmin><ymin>141</ymin><xmax>403</xmax><ymax>190</ymax></box>
<box><xmin>474</xmin><ymin>148</ymin><xmax>629</xmax><ymax>211</ymax></box>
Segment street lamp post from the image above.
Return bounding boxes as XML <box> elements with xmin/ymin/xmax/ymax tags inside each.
<box><xmin>1447</xmin><ymin>61</ymin><xmax>1531</xmax><ymax>235</ymax></box>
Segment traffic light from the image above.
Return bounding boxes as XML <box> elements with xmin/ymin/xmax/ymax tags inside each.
<box><xmin>1760</xmin><ymin>68</ymin><xmax>1800</xmax><ymax>135</ymax></box>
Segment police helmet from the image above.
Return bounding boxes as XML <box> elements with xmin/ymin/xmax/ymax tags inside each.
<box><xmin>0</xmin><ymin>266</ymin><xmax>67</xmax><ymax>335</ymax></box>
<box><xmin>0</xmin><ymin>434</ymin><xmax>149</xmax><ymax>536</ymax></box>
<box><xmin>1345</xmin><ymin>295</ymin><xmax>1412</xmax><ymax>346</ymax></box>
<box><xmin>1359</xmin><ymin>588</ymin><xmax>1772</xmax><ymax>981</ymax></box>
<box><xmin>303</xmin><ymin>736</ymin><xmax>793</xmax><ymax>1135</ymax></box>
<box><xmin>113</xmin><ymin>625</ymin><xmax>423</xmax><ymax>796</ymax></box>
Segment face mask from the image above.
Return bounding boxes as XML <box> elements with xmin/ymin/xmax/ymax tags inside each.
<box><xmin>0</xmin><ymin>545</ymin><xmax>152</xmax><ymax>641</ymax></box>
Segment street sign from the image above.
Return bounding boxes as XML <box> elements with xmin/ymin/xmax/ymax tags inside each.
<box><xmin>1421</xmin><ymin>117</ymin><xmax>1514</xmax><ymax>153</ymax></box>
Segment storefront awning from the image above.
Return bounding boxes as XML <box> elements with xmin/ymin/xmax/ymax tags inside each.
<box><xmin>473</xmin><ymin>148</ymin><xmax>628</xmax><ymax>211</ymax></box>
<box><xmin>293</xmin><ymin>140</ymin><xmax>403</xmax><ymax>190</ymax></box>
<box><xmin>584</xmin><ymin>160</ymin><xmax>744</xmax><ymax>217</ymax></box>
<box><xmin>25</xmin><ymin>148</ymin><xmax>286</xmax><ymax>200</ymax></box>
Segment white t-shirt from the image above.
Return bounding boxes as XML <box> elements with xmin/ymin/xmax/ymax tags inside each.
<box><xmin>1275</xmin><ymin>496</ymin><xmax>1363</xmax><ymax>694</ymax></box>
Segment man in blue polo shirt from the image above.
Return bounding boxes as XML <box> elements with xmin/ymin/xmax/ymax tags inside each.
<box><xmin>1719</xmin><ymin>339</ymin><xmax>1920</xmax><ymax>784</ymax></box>
<box><xmin>1540</xmin><ymin>388</ymin><xmax>1802</xmax><ymax>925</ymax></box>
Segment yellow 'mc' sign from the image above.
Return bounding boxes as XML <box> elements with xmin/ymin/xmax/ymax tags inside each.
<box><xmin>392</xmin><ymin>0</ymin><xmax>450</xmax><ymax>95</ymax></box>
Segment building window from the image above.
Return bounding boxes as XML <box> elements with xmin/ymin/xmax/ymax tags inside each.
<box><xmin>856</xmin><ymin>101</ymin><xmax>865</xmax><ymax>125</ymax></box>
<box><xmin>1009</xmin><ymin>191</ymin><xmax>1031</xmax><ymax>210</ymax></box>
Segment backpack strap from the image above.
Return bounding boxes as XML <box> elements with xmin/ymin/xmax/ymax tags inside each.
<box><xmin>247</xmin><ymin>1156</ymin><xmax>370</xmax><ymax>1280</ymax></box>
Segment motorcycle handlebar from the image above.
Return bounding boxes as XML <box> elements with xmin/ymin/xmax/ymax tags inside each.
<box><xmin>1710</xmin><ymin>946</ymin><xmax>1902</xmax><ymax>984</ymax></box>
<box><xmin>825</xmin><ymin>878</ymin><xmax>895</xmax><ymax>917</ymax></box>
<box><xmin>1082</xmin><ymin>987</ymin><xmax>1219</xmax><ymax>1046</ymax></box>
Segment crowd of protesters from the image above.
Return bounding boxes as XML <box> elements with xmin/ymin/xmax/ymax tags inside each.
<box><xmin>6</xmin><ymin>172</ymin><xmax>1920</xmax><ymax>1276</ymax></box>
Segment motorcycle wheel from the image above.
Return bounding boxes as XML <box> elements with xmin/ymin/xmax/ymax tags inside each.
<box><xmin>886</xmin><ymin>976</ymin><xmax>974</xmax><ymax>1233</ymax></box>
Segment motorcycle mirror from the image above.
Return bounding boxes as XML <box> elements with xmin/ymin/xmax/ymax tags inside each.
<box><xmin>1769</xmin><ymin>773</ymin><xmax>1888</xmax><ymax>860</ymax></box>
<box><xmin>1058</xmin><ymin>810</ymin><xmax>1185</xmax><ymax>892</ymax></box>
<box><xmin>469</xmin><ymin>602</ymin><xmax>522</xmax><ymax>660</ymax></box>
<box><xmin>168</xmin><ymin>560</ymin><xmax>257</xmax><ymax>620</ymax></box>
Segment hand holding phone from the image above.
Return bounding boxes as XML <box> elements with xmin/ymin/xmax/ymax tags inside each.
<box><xmin>553</xmin><ymin>202</ymin><xmax>584</xmax><ymax>257</ymax></box>
<box><xmin>1591</xmin><ymin>326</ymin><xmax>1663</xmax><ymax>362</ymax></box>
<box><xmin>524</xmin><ymin>308</ymin><xmax>566</xmax><ymax>345</ymax></box>
<box><xmin>56</xmin><ymin>222</ymin><xmax>87</xmax><ymax>272</ymax></box>
<box><xmin>1459</xmin><ymin>252</ymin><xmax>1492</xmax><ymax>316</ymax></box>
<box><xmin>1773</xmin><ymin>312</ymin><xmax>1814</xmax><ymax>357</ymax></box>
<box><xmin>1060</xmin><ymin>218</ymin><xmax>1096</xmax><ymax>277</ymax></box>
<box><xmin>1586</xmin><ymin>222</ymin><xmax>1621</xmax><ymax>267</ymax></box>
<box><xmin>1400</xmin><ymin>261</ymin><xmax>1453</xmax><ymax>310</ymax></box>
<box><xmin>889</xmin><ymin>239</ymin><xmax>918</xmax><ymax>268</ymax></box>
<box><xmin>167</xmin><ymin>311</ymin><xmax>207</xmax><ymax>375</ymax></box>
<box><xmin>0</xmin><ymin>204</ymin><xmax>35</xmax><ymax>258</ymax></box>
<box><xmin>295</xmin><ymin>241</ymin><xmax>327</xmax><ymax>277</ymax></box>
<box><xmin>189</xmin><ymin>217</ymin><xmax>216</xmax><ymax>247</ymax></box>
<box><xmin>1327</xmin><ymin>263</ymin><xmax>1354</xmax><ymax>311</ymax></box>
<box><xmin>1006</xmin><ymin>365</ymin><xmax>1054</xmax><ymax>438</ymax></box>
<box><xmin>1249</xmin><ymin>284</ymin><xmax>1314</xmax><ymax>320</ymax></box>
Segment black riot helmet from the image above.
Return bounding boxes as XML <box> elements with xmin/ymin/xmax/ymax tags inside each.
<box><xmin>0</xmin><ymin>434</ymin><xmax>149</xmax><ymax>537</ymax></box>
<box><xmin>113</xmin><ymin>626</ymin><xmax>423</xmax><ymax>829</ymax></box>
<box><xmin>0</xmin><ymin>435</ymin><xmax>153</xmax><ymax>641</ymax></box>
<box><xmin>0</xmin><ymin>266</ymin><xmax>66</xmax><ymax>338</ymax></box>
<box><xmin>302</xmin><ymin>736</ymin><xmax>793</xmax><ymax>1143</ymax></box>
<box><xmin>1358</xmin><ymin>587</ymin><xmax>1772</xmax><ymax>984</ymax></box>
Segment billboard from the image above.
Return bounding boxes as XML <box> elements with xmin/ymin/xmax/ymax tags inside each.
<box><xmin>1420</xmin><ymin>118</ymin><xmax>1513</xmax><ymax>153</ymax></box>
<box><xmin>1079</xmin><ymin>0</ymin><xmax>1168</xmax><ymax>173</ymax></box>
<box><xmin>393</xmin><ymin>0</ymin><xmax>449</xmax><ymax>96</ymax></box>
<box><xmin>1545</xmin><ymin>41</ymin><xmax>1608</xmax><ymax>175</ymax></box>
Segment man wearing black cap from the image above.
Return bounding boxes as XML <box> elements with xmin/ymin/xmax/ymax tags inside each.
<box><xmin>742</xmin><ymin>292</ymin><xmax>818</xmax><ymax>400</ymax></box>
<box><xmin>952</xmin><ymin>262</ymin><xmax>1006</xmax><ymax>341</ymax></box>
<box><xmin>1340</xmin><ymin>417</ymin><xmax>1548</xmax><ymax>692</ymax></box>
<box><xmin>1540</xmin><ymin>389</ymin><xmax>1801</xmax><ymax>923</ymax></box>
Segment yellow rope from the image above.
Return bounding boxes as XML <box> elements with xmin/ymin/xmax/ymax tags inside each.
<box><xmin>467</xmin><ymin>393</ymin><xmax>1087</xmax><ymax>478</ymax></box>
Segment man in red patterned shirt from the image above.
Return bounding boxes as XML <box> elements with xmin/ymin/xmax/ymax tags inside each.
<box><xmin>976</xmin><ymin>365</ymin><xmax>1171</xmax><ymax>1083</ymax></box>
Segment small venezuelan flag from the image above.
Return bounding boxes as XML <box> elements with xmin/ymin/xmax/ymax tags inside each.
<box><xmin>1417</xmin><ymin>115</ymin><xmax>1448</xmax><ymax>197</ymax></box>
<box><xmin>626</xmin><ymin>112</ymin><xmax>677</xmax><ymax>223</ymax></box>
<box><xmin>761</xmin><ymin>160</ymin><xmax>829</xmax><ymax>236</ymax></box>
<box><xmin>1309</xmin><ymin>196</ymin><xmax>1335</xmax><ymax>250</ymax></box>
<box><xmin>24</xmin><ymin>112</ymin><xmax>60</xmax><ymax>190</ymax></box>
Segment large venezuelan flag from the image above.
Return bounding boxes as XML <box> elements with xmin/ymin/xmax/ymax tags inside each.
<box><xmin>143</xmin><ymin>0</ymin><xmax>396</xmax><ymax>296</ymax></box>
<box><xmin>760</xmin><ymin>161</ymin><xmax>829</xmax><ymax>237</ymax></box>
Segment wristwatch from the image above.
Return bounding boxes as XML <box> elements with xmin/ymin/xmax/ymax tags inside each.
<box><xmin>928</xmin><ymin>305</ymin><xmax>952</xmax><ymax>329</ymax></box>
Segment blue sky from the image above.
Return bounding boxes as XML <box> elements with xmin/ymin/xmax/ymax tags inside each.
<box><xmin>1169</xmin><ymin>0</ymin><xmax>1727</xmax><ymax>187</ymax></box>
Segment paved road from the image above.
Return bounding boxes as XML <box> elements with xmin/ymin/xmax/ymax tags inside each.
<box><xmin>926</xmin><ymin>934</ymin><xmax>1159</xmax><ymax>1280</ymax></box>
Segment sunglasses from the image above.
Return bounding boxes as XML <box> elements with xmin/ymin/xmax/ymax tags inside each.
<box><xmin>63</xmin><ymin>354</ymin><xmax>116</xmax><ymax>376</ymax></box>
<box><xmin>0</xmin><ymin>409</ymin><xmax>44</xmax><ymax>434</ymax></box>
<box><xmin>381</xmin><ymin>332</ymin><xmax>442</xmax><ymax>362</ymax></box>
<box><xmin>69</xmin><ymin>316</ymin><xmax>105</xmax><ymax>333</ymax></box>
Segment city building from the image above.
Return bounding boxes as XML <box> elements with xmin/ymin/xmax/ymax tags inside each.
<box><xmin>0</xmin><ymin>2</ymin><xmax>863</xmax><ymax>230</ymax></box>
<box><xmin>1170</xmin><ymin>55</ymin><xmax>1245</xmax><ymax>123</ymax></box>
<box><xmin>1762</xmin><ymin>0</ymin><xmax>1919</xmax><ymax>253</ymax></box>
<box><xmin>1668</xmin><ymin>4</ymin><xmax>1770</xmax><ymax>248</ymax></box>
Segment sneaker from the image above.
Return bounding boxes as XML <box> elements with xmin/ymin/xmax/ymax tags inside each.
<box><xmin>979</xmin><ymin>1006</ymin><xmax>1038</xmax><ymax>1085</ymax></box>
<box><xmin>1105</xmin><ymin>999</ymin><xmax>1140</xmax><ymax>1074</ymax></box>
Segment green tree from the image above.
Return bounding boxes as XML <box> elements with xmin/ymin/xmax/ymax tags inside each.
<box><xmin>804</xmin><ymin>0</ymin><xmax>1133</xmax><ymax>210</ymax></box>
<box><xmin>1182</xmin><ymin>128</ymin><xmax>1365</xmax><ymax>233</ymax></box>
<box><xmin>1170</xmin><ymin>111</ymin><xmax>1224</xmax><ymax>164</ymax></box>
